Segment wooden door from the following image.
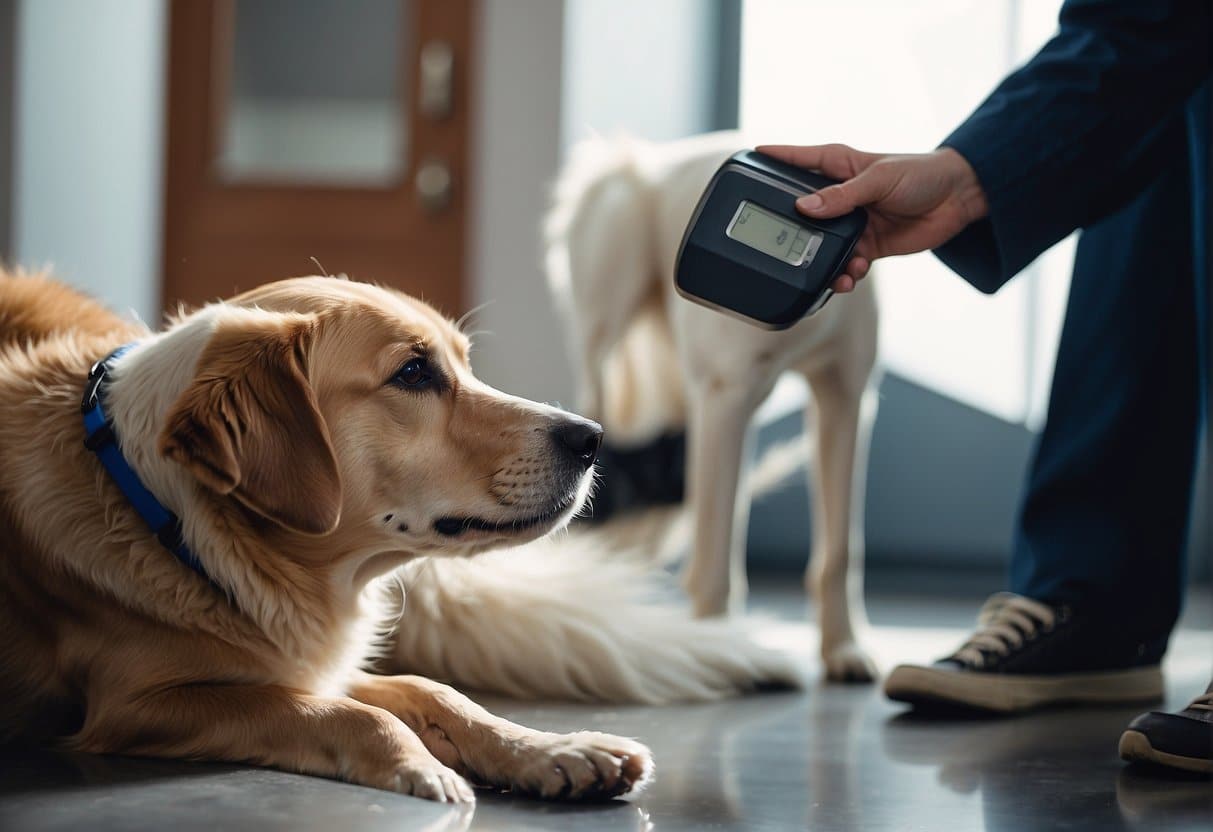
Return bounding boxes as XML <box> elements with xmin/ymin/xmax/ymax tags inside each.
<box><xmin>161</xmin><ymin>0</ymin><xmax>472</xmax><ymax>316</ymax></box>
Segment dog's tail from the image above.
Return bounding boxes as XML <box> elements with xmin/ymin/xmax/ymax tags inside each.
<box><xmin>385</xmin><ymin>535</ymin><xmax>802</xmax><ymax>704</ymax></box>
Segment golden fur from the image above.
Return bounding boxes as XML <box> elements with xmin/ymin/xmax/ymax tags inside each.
<box><xmin>0</xmin><ymin>270</ymin><xmax>650</xmax><ymax>802</ymax></box>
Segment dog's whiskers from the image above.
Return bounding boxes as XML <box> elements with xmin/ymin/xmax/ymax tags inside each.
<box><xmin>308</xmin><ymin>256</ymin><xmax>331</xmax><ymax>278</ymax></box>
<box><xmin>454</xmin><ymin>301</ymin><xmax>493</xmax><ymax>335</ymax></box>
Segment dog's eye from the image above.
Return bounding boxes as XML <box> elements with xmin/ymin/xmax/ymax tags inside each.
<box><xmin>393</xmin><ymin>357</ymin><xmax>432</xmax><ymax>388</ymax></box>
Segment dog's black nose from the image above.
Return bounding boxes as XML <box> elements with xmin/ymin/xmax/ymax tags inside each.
<box><xmin>552</xmin><ymin>419</ymin><xmax>604</xmax><ymax>469</ymax></box>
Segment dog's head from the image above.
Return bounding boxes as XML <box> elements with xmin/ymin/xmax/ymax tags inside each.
<box><xmin>157</xmin><ymin>277</ymin><xmax>601</xmax><ymax>570</ymax></box>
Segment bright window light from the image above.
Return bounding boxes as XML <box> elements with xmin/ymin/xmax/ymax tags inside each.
<box><xmin>740</xmin><ymin>0</ymin><xmax>1071</xmax><ymax>426</ymax></box>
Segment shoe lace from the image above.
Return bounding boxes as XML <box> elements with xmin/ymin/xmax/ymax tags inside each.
<box><xmin>951</xmin><ymin>592</ymin><xmax>1059</xmax><ymax>668</ymax></box>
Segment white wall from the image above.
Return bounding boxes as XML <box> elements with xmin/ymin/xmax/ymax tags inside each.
<box><xmin>13</xmin><ymin>0</ymin><xmax>165</xmax><ymax>326</ymax></box>
<box><xmin>466</xmin><ymin>0</ymin><xmax>572</xmax><ymax>405</ymax></box>
<box><xmin>0</xmin><ymin>0</ymin><xmax>14</xmax><ymax>259</ymax></box>
<box><xmin>469</xmin><ymin>0</ymin><xmax>720</xmax><ymax>406</ymax></box>
<box><xmin>561</xmin><ymin>0</ymin><xmax>715</xmax><ymax>148</ymax></box>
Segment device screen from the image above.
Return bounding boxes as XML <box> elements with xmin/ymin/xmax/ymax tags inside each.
<box><xmin>725</xmin><ymin>200</ymin><xmax>823</xmax><ymax>267</ymax></box>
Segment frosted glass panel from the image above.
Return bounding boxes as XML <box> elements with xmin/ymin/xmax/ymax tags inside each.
<box><xmin>219</xmin><ymin>0</ymin><xmax>406</xmax><ymax>185</ymax></box>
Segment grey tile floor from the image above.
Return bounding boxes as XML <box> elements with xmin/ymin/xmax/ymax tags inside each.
<box><xmin>2</xmin><ymin>581</ymin><xmax>1210</xmax><ymax>832</ymax></box>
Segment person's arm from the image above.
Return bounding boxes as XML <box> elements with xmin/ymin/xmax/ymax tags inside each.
<box><xmin>936</xmin><ymin>0</ymin><xmax>1210</xmax><ymax>292</ymax></box>
<box><xmin>762</xmin><ymin>0</ymin><xmax>1211</xmax><ymax>294</ymax></box>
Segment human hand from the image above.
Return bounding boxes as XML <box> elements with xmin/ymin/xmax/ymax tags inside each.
<box><xmin>755</xmin><ymin>144</ymin><xmax>989</xmax><ymax>293</ymax></box>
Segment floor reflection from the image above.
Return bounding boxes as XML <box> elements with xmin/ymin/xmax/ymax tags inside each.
<box><xmin>2</xmin><ymin>590</ymin><xmax>1209</xmax><ymax>832</ymax></box>
<box><xmin>882</xmin><ymin>706</ymin><xmax>1152</xmax><ymax>831</ymax></box>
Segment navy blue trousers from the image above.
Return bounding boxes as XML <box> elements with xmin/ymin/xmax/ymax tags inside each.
<box><xmin>1011</xmin><ymin>103</ymin><xmax>1209</xmax><ymax>644</ymax></box>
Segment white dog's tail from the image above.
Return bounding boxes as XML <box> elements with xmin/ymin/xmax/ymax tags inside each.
<box><xmin>385</xmin><ymin>535</ymin><xmax>801</xmax><ymax>704</ymax></box>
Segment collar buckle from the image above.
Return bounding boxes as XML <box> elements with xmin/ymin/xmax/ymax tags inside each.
<box><xmin>81</xmin><ymin>358</ymin><xmax>109</xmax><ymax>414</ymax></box>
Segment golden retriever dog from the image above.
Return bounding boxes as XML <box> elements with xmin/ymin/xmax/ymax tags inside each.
<box><xmin>0</xmin><ymin>271</ymin><xmax>798</xmax><ymax>802</ymax></box>
<box><xmin>545</xmin><ymin>132</ymin><xmax>881</xmax><ymax>681</ymax></box>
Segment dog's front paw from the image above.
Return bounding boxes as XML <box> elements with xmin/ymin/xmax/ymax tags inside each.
<box><xmin>822</xmin><ymin>641</ymin><xmax>879</xmax><ymax>683</ymax></box>
<box><xmin>510</xmin><ymin>732</ymin><xmax>653</xmax><ymax>801</ymax></box>
<box><xmin>398</xmin><ymin>762</ymin><xmax>476</xmax><ymax>803</ymax></box>
<box><xmin>355</xmin><ymin>755</ymin><xmax>475</xmax><ymax>803</ymax></box>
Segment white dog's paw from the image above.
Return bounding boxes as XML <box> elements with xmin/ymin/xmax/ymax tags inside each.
<box><xmin>510</xmin><ymin>732</ymin><xmax>654</xmax><ymax>801</ymax></box>
<box><xmin>822</xmin><ymin>641</ymin><xmax>879</xmax><ymax>684</ymax></box>
<box><xmin>376</xmin><ymin>758</ymin><xmax>475</xmax><ymax>803</ymax></box>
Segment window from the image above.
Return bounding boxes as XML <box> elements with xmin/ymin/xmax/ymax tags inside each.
<box><xmin>740</xmin><ymin>0</ymin><xmax>1072</xmax><ymax>426</ymax></box>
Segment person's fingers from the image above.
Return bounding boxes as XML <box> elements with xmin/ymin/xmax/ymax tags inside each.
<box><xmin>834</xmin><ymin>258</ymin><xmax>867</xmax><ymax>289</ymax></box>
<box><xmin>796</xmin><ymin>167</ymin><xmax>887</xmax><ymax>219</ymax></box>
<box><xmin>756</xmin><ymin>143</ymin><xmax>877</xmax><ymax>180</ymax></box>
<box><xmin>831</xmin><ymin>255</ymin><xmax>869</xmax><ymax>293</ymax></box>
<box><xmin>852</xmin><ymin>237</ymin><xmax>876</xmax><ymax>263</ymax></box>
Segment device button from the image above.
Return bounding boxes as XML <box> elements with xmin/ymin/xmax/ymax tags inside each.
<box><xmin>802</xmin><ymin>234</ymin><xmax>823</xmax><ymax>264</ymax></box>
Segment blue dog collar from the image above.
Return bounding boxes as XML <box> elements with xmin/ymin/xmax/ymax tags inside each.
<box><xmin>81</xmin><ymin>344</ymin><xmax>210</xmax><ymax>582</ymax></box>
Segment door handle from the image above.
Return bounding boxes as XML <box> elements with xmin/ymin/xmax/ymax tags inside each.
<box><xmin>415</xmin><ymin>158</ymin><xmax>452</xmax><ymax>213</ymax></box>
<box><xmin>419</xmin><ymin>40</ymin><xmax>453</xmax><ymax>119</ymax></box>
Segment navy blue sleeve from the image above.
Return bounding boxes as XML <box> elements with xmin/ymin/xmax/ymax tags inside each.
<box><xmin>933</xmin><ymin>0</ymin><xmax>1211</xmax><ymax>293</ymax></box>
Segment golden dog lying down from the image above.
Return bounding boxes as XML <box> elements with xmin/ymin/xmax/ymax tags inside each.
<box><xmin>0</xmin><ymin>271</ymin><xmax>800</xmax><ymax>800</ymax></box>
<box><xmin>0</xmin><ymin>272</ymin><xmax>664</xmax><ymax>802</ymax></box>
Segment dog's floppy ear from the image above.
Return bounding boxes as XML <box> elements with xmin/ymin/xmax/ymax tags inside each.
<box><xmin>158</xmin><ymin>311</ymin><xmax>342</xmax><ymax>535</ymax></box>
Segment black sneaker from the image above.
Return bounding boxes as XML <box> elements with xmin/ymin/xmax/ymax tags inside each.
<box><xmin>884</xmin><ymin>592</ymin><xmax>1165</xmax><ymax>713</ymax></box>
<box><xmin>1119</xmin><ymin>681</ymin><xmax>1213</xmax><ymax>774</ymax></box>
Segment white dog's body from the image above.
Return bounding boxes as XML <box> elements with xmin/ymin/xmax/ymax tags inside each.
<box><xmin>544</xmin><ymin>132</ymin><xmax>881</xmax><ymax>680</ymax></box>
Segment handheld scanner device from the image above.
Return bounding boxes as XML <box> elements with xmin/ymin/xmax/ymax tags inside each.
<box><xmin>675</xmin><ymin>150</ymin><xmax>867</xmax><ymax>329</ymax></box>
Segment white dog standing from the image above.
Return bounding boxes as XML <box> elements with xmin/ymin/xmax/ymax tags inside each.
<box><xmin>546</xmin><ymin>132</ymin><xmax>881</xmax><ymax>681</ymax></box>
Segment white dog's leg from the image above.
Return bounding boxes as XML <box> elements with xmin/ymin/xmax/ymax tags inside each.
<box><xmin>682</xmin><ymin>381</ymin><xmax>758</xmax><ymax>617</ymax></box>
<box><xmin>802</xmin><ymin>360</ymin><xmax>879</xmax><ymax>683</ymax></box>
<box><xmin>571</xmin><ymin>321</ymin><xmax>610</xmax><ymax>421</ymax></box>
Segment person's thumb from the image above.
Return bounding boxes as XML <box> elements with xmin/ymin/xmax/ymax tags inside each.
<box><xmin>796</xmin><ymin>167</ymin><xmax>888</xmax><ymax>219</ymax></box>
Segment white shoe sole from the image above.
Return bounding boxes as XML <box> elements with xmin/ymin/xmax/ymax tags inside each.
<box><xmin>883</xmin><ymin>664</ymin><xmax>1163</xmax><ymax>712</ymax></box>
<box><xmin>1119</xmin><ymin>729</ymin><xmax>1213</xmax><ymax>774</ymax></box>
